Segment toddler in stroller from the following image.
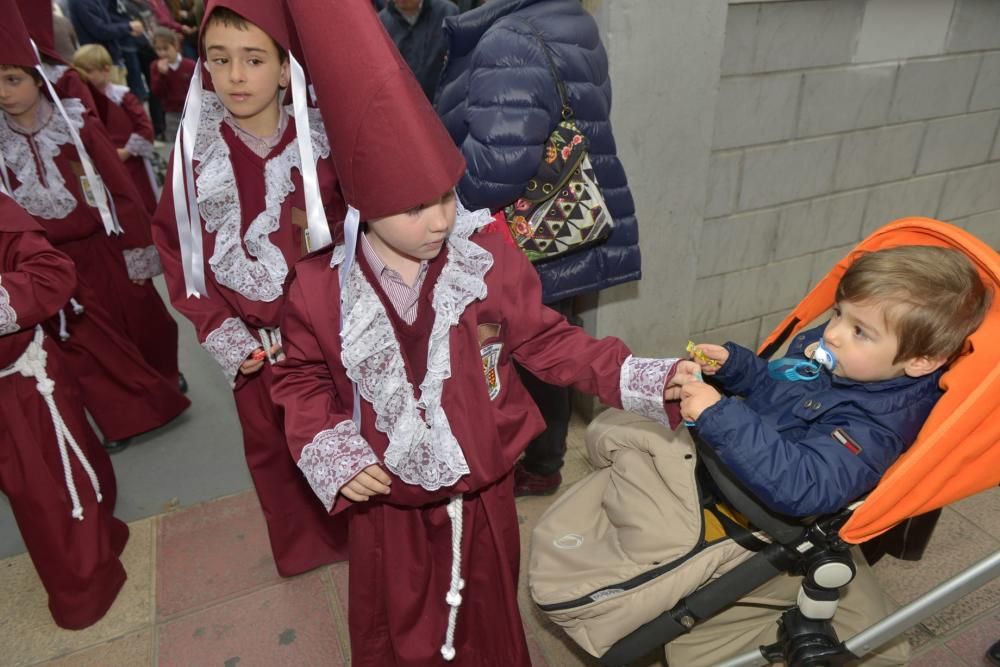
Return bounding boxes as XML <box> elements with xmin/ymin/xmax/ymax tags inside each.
<box><xmin>529</xmin><ymin>219</ymin><xmax>999</xmax><ymax>666</ymax></box>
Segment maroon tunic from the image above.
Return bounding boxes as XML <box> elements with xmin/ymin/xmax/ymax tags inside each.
<box><xmin>149</xmin><ymin>57</ymin><xmax>196</xmax><ymax>113</ymax></box>
<box><xmin>92</xmin><ymin>83</ymin><xmax>158</xmax><ymax>214</ymax></box>
<box><xmin>152</xmin><ymin>101</ymin><xmax>350</xmax><ymax>576</ymax></box>
<box><xmin>0</xmin><ymin>196</ymin><xmax>129</xmax><ymax>629</ymax></box>
<box><xmin>0</xmin><ymin>98</ymin><xmax>182</xmax><ymax>383</ymax></box>
<box><xmin>271</xmin><ymin>229</ymin><xmax>674</xmax><ymax>666</ymax></box>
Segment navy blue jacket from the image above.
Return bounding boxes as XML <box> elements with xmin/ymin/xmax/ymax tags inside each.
<box><xmin>435</xmin><ymin>0</ymin><xmax>639</xmax><ymax>303</ymax></box>
<box><xmin>695</xmin><ymin>325</ymin><xmax>943</xmax><ymax>517</ymax></box>
<box><xmin>69</xmin><ymin>0</ymin><xmax>132</xmax><ymax>62</ymax></box>
<box><xmin>380</xmin><ymin>0</ymin><xmax>458</xmax><ymax>100</ymax></box>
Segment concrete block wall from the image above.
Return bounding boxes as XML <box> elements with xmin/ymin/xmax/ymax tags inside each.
<box><xmin>695</xmin><ymin>0</ymin><xmax>1000</xmax><ymax>350</ymax></box>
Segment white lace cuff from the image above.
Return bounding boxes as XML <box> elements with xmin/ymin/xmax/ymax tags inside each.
<box><xmin>202</xmin><ymin>317</ymin><xmax>260</xmax><ymax>386</ymax></box>
<box><xmin>123</xmin><ymin>245</ymin><xmax>163</xmax><ymax>280</ymax></box>
<box><xmin>298</xmin><ymin>420</ymin><xmax>379</xmax><ymax>511</ymax></box>
<box><xmin>0</xmin><ymin>276</ymin><xmax>18</xmax><ymax>335</ymax></box>
<box><xmin>620</xmin><ymin>356</ymin><xmax>678</xmax><ymax>428</ymax></box>
<box><xmin>124</xmin><ymin>133</ymin><xmax>155</xmax><ymax>160</ymax></box>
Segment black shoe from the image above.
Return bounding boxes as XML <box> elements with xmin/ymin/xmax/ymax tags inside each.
<box><xmin>178</xmin><ymin>372</ymin><xmax>189</xmax><ymax>394</ymax></box>
<box><xmin>103</xmin><ymin>438</ymin><xmax>131</xmax><ymax>454</ymax></box>
<box><xmin>987</xmin><ymin>639</ymin><xmax>1000</xmax><ymax>667</ymax></box>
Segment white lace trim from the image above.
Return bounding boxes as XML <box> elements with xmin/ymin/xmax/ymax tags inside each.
<box><xmin>123</xmin><ymin>245</ymin><xmax>163</xmax><ymax>280</ymax></box>
<box><xmin>105</xmin><ymin>83</ymin><xmax>129</xmax><ymax>106</ymax></box>
<box><xmin>334</xmin><ymin>202</ymin><xmax>494</xmax><ymax>490</ymax></box>
<box><xmin>124</xmin><ymin>133</ymin><xmax>154</xmax><ymax>160</ymax></box>
<box><xmin>620</xmin><ymin>356</ymin><xmax>677</xmax><ymax>428</ymax></box>
<box><xmin>202</xmin><ymin>316</ymin><xmax>260</xmax><ymax>386</ymax></box>
<box><xmin>194</xmin><ymin>92</ymin><xmax>331</xmax><ymax>302</ymax></box>
<box><xmin>0</xmin><ymin>99</ymin><xmax>86</xmax><ymax>220</ymax></box>
<box><xmin>40</xmin><ymin>63</ymin><xmax>69</xmax><ymax>85</ymax></box>
<box><xmin>298</xmin><ymin>420</ymin><xmax>379</xmax><ymax>511</ymax></box>
<box><xmin>0</xmin><ymin>276</ymin><xmax>18</xmax><ymax>335</ymax></box>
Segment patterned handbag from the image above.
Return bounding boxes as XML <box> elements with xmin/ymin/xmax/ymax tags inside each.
<box><xmin>504</xmin><ymin>22</ymin><xmax>614</xmax><ymax>264</ymax></box>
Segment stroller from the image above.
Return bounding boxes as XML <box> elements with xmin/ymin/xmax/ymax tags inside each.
<box><xmin>528</xmin><ymin>218</ymin><xmax>1000</xmax><ymax>666</ymax></box>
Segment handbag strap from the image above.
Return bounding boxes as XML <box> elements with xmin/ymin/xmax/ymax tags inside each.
<box><xmin>513</xmin><ymin>19</ymin><xmax>574</xmax><ymax>120</ymax></box>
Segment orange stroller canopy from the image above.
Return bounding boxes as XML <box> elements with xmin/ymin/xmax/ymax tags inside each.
<box><xmin>757</xmin><ymin>218</ymin><xmax>1000</xmax><ymax>544</ymax></box>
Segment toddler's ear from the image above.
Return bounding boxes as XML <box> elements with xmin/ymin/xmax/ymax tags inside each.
<box><xmin>903</xmin><ymin>355</ymin><xmax>947</xmax><ymax>378</ymax></box>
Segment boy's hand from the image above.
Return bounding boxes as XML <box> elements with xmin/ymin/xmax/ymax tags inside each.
<box><xmin>156</xmin><ymin>59</ymin><xmax>169</xmax><ymax>74</ymax></box>
<box><xmin>116</xmin><ymin>147</ymin><xmax>131</xmax><ymax>162</ymax></box>
<box><xmin>664</xmin><ymin>360</ymin><xmax>701</xmax><ymax>401</ymax></box>
<box><xmin>680</xmin><ymin>381</ymin><xmax>722</xmax><ymax>423</ymax></box>
<box><xmin>341</xmin><ymin>464</ymin><xmax>392</xmax><ymax>502</ymax></box>
<box><xmin>689</xmin><ymin>342</ymin><xmax>728</xmax><ymax>375</ymax></box>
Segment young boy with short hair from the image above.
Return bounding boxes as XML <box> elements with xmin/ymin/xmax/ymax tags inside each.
<box><xmin>270</xmin><ymin>3</ymin><xmax>687</xmax><ymax>663</ymax></box>
<box><xmin>563</xmin><ymin>244</ymin><xmax>990</xmax><ymax>667</ymax></box>
<box><xmin>73</xmin><ymin>43</ymin><xmax>160</xmax><ymax>213</ymax></box>
<box><xmin>148</xmin><ymin>26</ymin><xmax>194</xmax><ymax>141</ymax></box>
<box><xmin>151</xmin><ymin>0</ymin><xmax>348</xmax><ymax>576</ymax></box>
<box><xmin>681</xmin><ymin>244</ymin><xmax>990</xmax><ymax>517</ymax></box>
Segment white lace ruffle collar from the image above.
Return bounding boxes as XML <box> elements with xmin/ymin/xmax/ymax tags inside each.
<box><xmin>332</xmin><ymin>203</ymin><xmax>495</xmax><ymax>490</ymax></box>
<box><xmin>104</xmin><ymin>83</ymin><xmax>129</xmax><ymax>106</ymax></box>
<box><xmin>194</xmin><ymin>91</ymin><xmax>331</xmax><ymax>302</ymax></box>
<box><xmin>0</xmin><ymin>99</ymin><xmax>85</xmax><ymax>220</ymax></box>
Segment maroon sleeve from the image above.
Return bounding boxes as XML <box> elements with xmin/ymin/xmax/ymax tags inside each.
<box><xmin>150</xmin><ymin>162</ymin><xmax>257</xmax><ymax>384</ymax></box>
<box><xmin>80</xmin><ymin>116</ymin><xmax>152</xmax><ymax>252</ymax></box>
<box><xmin>121</xmin><ymin>92</ymin><xmax>155</xmax><ymax>142</ymax></box>
<box><xmin>496</xmin><ymin>240</ymin><xmax>632</xmax><ymax>408</ymax></box>
<box><xmin>0</xmin><ymin>229</ymin><xmax>77</xmax><ymax>332</ymax></box>
<box><xmin>271</xmin><ymin>268</ymin><xmax>376</xmax><ymax>516</ymax></box>
<box><xmin>149</xmin><ymin>62</ymin><xmax>169</xmax><ymax>99</ymax></box>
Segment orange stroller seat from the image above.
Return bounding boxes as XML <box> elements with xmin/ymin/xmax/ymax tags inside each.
<box><xmin>570</xmin><ymin>219</ymin><xmax>1000</xmax><ymax>666</ymax></box>
<box><xmin>758</xmin><ymin>217</ymin><xmax>1000</xmax><ymax>543</ymax></box>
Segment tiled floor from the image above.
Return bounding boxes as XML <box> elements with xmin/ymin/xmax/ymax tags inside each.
<box><xmin>2</xmin><ymin>416</ymin><xmax>998</xmax><ymax>666</ymax></box>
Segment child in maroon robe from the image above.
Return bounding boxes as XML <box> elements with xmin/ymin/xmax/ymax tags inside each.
<box><xmin>73</xmin><ymin>43</ymin><xmax>160</xmax><ymax>214</ymax></box>
<box><xmin>149</xmin><ymin>27</ymin><xmax>195</xmax><ymax>141</ymax></box>
<box><xmin>270</xmin><ymin>3</ymin><xmax>688</xmax><ymax>664</ymax></box>
<box><xmin>0</xmin><ymin>3</ymin><xmax>188</xmax><ymax>449</ymax></box>
<box><xmin>0</xmin><ymin>192</ymin><xmax>129</xmax><ymax>629</ymax></box>
<box><xmin>15</xmin><ymin>0</ymin><xmax>100</xmax><ymax>117</ymax></box>
<box><xmin>151</xmin><ymin>0</ymin><xmax>348</xmax><ymax>576</ymax></box>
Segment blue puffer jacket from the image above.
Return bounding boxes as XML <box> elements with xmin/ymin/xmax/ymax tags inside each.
<box><xmin>435</xmin><ymin>0</ymin><xmax>640</xmax><ymax>303</ymax></box>
<box><xmin>695</xmin><ymin>325</ymin><xmax>944</xmax><ymax>518</ymax></box>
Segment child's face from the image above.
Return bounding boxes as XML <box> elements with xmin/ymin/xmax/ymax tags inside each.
<box><xmin>154</xmin><ymin>39</ymin><xmax>179</xmax><ymax>62</ymax></box>
<box><xmin>822</xmin><ymin>300</ymin><xmax>910</xmax><ymax>382</ymax></box>
<box><xmin>366</xmin><ymin>191</ymin><xmax>457</xmax><ymax>265</ymax></box>
<box><xmin>0</xmin><ymin>67</ymin><xmax>42</xmax><ymax>122</ymax></box>
<box><xmin>202</xmin><ymin>20</ymin><xmax>289</xmax><ymax>125</ymax></box>
<box><xmin>78</xmin><ymin>65</ymin><xmax>112</xmax><ymax>90</ymax></box>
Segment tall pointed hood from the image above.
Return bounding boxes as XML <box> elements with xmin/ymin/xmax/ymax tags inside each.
<box><xmin>0</xmin><ymin>0</ymin><xmax>39</xmax><ymax>68</ymax></box>
<box><xmin>14</xmin><ymin>0</ymin><xmax>60</xmax><ymax>63</ymax></box>
<box><xmin>284</xmin><ymin>0</ymin><xmax>465</xmax><ymax>222</ymax></box>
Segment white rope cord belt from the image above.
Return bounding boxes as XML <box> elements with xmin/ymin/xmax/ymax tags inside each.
<box><xmin>258</xmin><ymin>327</ymin><xmax>283</xmax><ymax>364</ymax></box>
<box><xmin>57</xmin><ymin>298</ymin><xmax>84</xmax><ymax>341</ymax></box>
<box><xmin>441</xmin><ymin>495</ymin><xmax>465</xmax><ymax>661</ymax></box>
<box><xmin>0</xmin><ymin>326</ymin><xmax>102</xmax><ymax>520</ymax></box>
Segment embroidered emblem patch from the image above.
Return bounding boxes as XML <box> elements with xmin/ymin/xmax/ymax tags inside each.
<box><xmin>481</xmin><ymin>342</ymin><xmax>502</xmax><ymax>400</ymax></box>
<box><xmin>832</xmin><ymin>428</ymin><xmax>863</xmax><ymax>455</ymax></box>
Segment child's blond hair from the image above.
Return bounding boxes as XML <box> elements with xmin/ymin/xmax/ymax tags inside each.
<box><xmin>72</xmin><ymin>44</ymin><xmax>113</xmax><ymax>72</ymax></box>
<box><xmin>836</xmin><ymin>245</ymin><xmax>991</xmax><ymax>363</ymax></box>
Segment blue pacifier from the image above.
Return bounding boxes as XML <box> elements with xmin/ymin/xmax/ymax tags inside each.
<box><xmin>767</xmin><ymin>339</ymin><xmax>837</xmax><ymax>382</ymax></box>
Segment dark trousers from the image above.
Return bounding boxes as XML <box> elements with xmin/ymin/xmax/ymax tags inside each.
<box><xmin>516</xmin><ymin>297</ymin><xmax>576</xmax><ymax>476</ymax></box>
